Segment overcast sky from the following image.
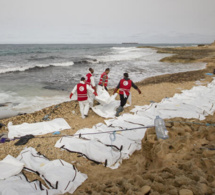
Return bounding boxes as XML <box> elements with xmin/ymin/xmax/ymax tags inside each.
<box><xmin>0</xmin><ymin>0</ymin><xmax>215</xmax><ymax>44</ymax></box>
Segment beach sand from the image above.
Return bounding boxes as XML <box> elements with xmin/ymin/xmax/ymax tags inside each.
<box><xmin>1</xmin><ymin>42</ymin><xmax>215</xmax><ymax>194</ymax></box>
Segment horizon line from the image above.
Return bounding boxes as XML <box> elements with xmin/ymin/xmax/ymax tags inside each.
<box><xmin>0</xmin><ymin>42</ymin><xmax>212</xmax><ymax>45</ymax></box>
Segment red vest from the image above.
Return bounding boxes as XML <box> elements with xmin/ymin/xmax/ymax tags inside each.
<box><xmin>98</xmin><ymin>72</ymin><xmax>108</xmax><ymax>87</ymax></box>
<box><xmin>86</xmin><ymin>73</ymin><xmax>92</xmax><ymax>86</ymax></box>
<box><xmin>119</xmin><ymin>79</ymin><xmax>132</xmax><ymax>96</ymax></box>
<box><xmin>77</xmin><ymin>83</ymin><xmax>88</xmax><ymax>101</ymax></box>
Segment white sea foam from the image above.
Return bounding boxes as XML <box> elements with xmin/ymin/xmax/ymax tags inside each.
<box><xmin>0</xmin><ymin>90</ymin><xmax>68</xmax><ymax>114</ymax></box>
<box><xmin>0</xmin><ymin>91</ymin><xmax>25</xmax><ymax>104</ymax></box>
<box><xmin>86</xmin><ymin>47</ymin><xmax>155</xmax><ymax>63</ymax></box>
<box><xmin>13</xmin><ymin>95</ymin><xmax>69</xmax><ymax>113</ymax></box>
<box><xmin>49</xmin><ymin>61</ymin><xmax>74</xmax><ymax>67</ymax></box>
<box><xmin>0</xmin><ymin>61</ymin><xmax>74</xmax><ymax>74</ymax></box>
<box><xmin>0</xmin><ymin>66</ymin><xmax>32</xmax><ymax>74</ymax></box>
<box><xmin>111</xmin><ymin>47</ymin><xmax>141</xmax><ymax>53</ymax></box>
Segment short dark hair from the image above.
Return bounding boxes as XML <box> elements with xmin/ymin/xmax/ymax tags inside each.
<box><xmin>89</xmin><ymin>68</ymin><xmax>93</xmax><ymax>72</ymax></box>
<box><xmin>81</xmin><ymin>77</ymin><xmax>85</xmax><ymax>81</ymax></box>
<box><xmin>124</xmin><ymin>73</ymin><xmax>129</xmax><ymax>78</ymax></box>
<box><xmin>105</xmin><ymin>68</ymin><xmax>110</xmax><ymax>71</ymax></box>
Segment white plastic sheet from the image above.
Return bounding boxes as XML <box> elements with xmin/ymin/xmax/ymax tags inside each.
<box><xmin>93</xmin><ymin>86</ymin><xmax>119</xmax><ymax>118</ymax></box>
<box><xmin>93</xmin><ymin>91</ymin><xmax>130</xmax><ymax>118</ymax></box>
<box><xmin>0</xmin><ymin>155</ymin><xmax>24</xmax><ymax>180</ymax></box>
<box><xmin>55</xmin><ymin>136</ymin><xmax>122</xmax><ymax>169</ymax></box>
<box><xmin>55</xmin><ymin>78</ymin><xmax>215</xmax><ymax>170</ymax></box>
<box><xmin>130</xmin><ymin>78</ymin><xmax>215</xmax><ymax>121</ymax></box>
<box><xmin>75</xmin><ymin>126</ymin><xmax>141</xmax><ymax>158</ymax></box>
<box><xmin>8</xmin><ymin>118</ymin><xmax>71</xmax><ymax>139</ymax></box>
<box><xmin>17</xmin><ymin>147</ymin><xmax>87</xmax><ymax>194</ymax></box>
<box><xmin>92</xmin><ymin>94</ymin><xmax>121</xmax><ymax>118</ymax></box>
<box><xmin>95</xmin><ymin>85</ymin><xmax>111</xmax><ymax>105</ymax></box>
<box><xmin>0</xmin><ymin>173</ymin><xmax>60</xmax><ymax>195</ymax></box>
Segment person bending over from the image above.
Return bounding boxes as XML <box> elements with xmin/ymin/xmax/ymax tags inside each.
<box><xmin>113</xmin><ymin>73</ymin><xmax>141</xmax><ymax>117</ymax></box>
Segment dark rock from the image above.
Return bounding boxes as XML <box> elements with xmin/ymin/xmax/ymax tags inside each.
<box><xmin>0</xmin><ymin>123</ymin><xmax>5</xmax><ymax>128</ymax></box>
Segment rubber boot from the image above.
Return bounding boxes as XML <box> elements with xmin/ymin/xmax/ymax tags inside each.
<box><xmin>115</xmin><ymin>106</ymin><xmax>124</xmax><ymax>117</ymax></box>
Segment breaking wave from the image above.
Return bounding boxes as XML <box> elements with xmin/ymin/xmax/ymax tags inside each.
<box><xmin>0</xmin><ymin>61</ymin><xmax>75</xmax><ymax>74</ymax></box>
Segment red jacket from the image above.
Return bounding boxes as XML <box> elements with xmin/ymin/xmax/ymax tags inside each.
<box><xmin>98</xmin><ymin>72</ymin><xmax>108</xmax><ymax>87</ymax></box>
<box><xmin>85</xmin><ymin>73</ymin><xmax>92</xmax><ymax>86</ymax></box>
<box><xmin>119</xmin><ymin>79</ymin><xmax>132</xmax><ymax>96</ymax></box>
<box><xmin>77</xmin><ymin>83</ymin><xmax>88</xmax><ymax>101</ymax></box>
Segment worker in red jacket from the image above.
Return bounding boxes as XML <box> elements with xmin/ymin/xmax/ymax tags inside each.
<box><xmin>113</xmin><ymin>73</ymin><xmax>141</xmax><ymax>116</ymax></box>
<box><xmin>86</xmin><ymin>68</ymin><xmax>96</xmax><ymax>89</ymax></box>
<box><xmin>70</xmin><ymin>77</ymin><xmax>95</xmax><ymax>119</ymax></box>
<box><xmin>85</xmin><ymin>68</ymin><xmax>97</xmax><ymax>107</ymax></box>
<box><xmin>98</xmin><ymin>68</ymin><xmax>110</xmax><ymax>91</ymax></box>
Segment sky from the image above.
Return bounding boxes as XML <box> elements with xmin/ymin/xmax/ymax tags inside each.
<box><xmin>0</xmin><ymin>0</ymin><xmax>215</xmax><ymax>44</ymax></box>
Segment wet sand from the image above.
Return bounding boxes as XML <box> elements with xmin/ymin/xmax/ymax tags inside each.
<box><xmin>1</xmin><ymin>42</ymin><xmax>215</xmax><ymax>194</ymax></box>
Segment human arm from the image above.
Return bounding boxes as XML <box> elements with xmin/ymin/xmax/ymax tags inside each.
<box><xmin>87</xmin><ymin>84</ymin><xmax>97</xmax><ymax>96</ymax></box>
<box><xmin>137</xmin><ymin>88</ymin><xmax>141</xmax><ymax>94</ymax></box>
<box><xmin>70</xmin><ymin>85</ymin><xmax>77</xmax><ymax>99</ymax></box>
<box><xmin>113</xmin><ymin>88</ymin><xmax>118</xmax><ymax>95</ymax></box>
<box><xmin>131</xmin><ymin>81</ymin><xmax>138</xmax><ymax>89</ymax></box>
<box><xmin>90</xmin><ymin>76</ymin><xmax>95</xmax><ymax>87</ymax></box>
<box><xmin>131</xmin><ymin>81</ymin><xmax>141</xmax><ymax>94</ymax></box>
<box><xmin>113</xmin><ymin>82</ymin><xmax>120</xmax><ymax>95</ymax></box>
<box><xmin>90</xmin><ymin>76</ymin><xmax>97</xmax><ymax>93</ymax></box>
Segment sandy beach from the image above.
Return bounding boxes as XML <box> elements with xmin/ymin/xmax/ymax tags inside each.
<box><xmin>1</xmin><ymin>42</ymin><xmax>215</xmax><ymax>194</ymax></box>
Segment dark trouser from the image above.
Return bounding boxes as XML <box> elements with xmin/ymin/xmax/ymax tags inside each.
<box><xmin>120</xmin><ymin>94</ymin><xmax>129</xmax><ymax>107</ymax></box>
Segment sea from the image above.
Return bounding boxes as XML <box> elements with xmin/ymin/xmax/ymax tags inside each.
<box><xmin>0</xmin><ymin>44</ymin><xmax>206</xmax><ymax>117</ymax></box>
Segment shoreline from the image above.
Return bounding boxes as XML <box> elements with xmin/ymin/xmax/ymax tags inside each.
<box><xmin>0</xmin><ymin>43</ymin><xmax>214</xmax><ymax>140</ymax></box>
<box><xmin>1</xmin><ymin>43</ymin><xmax>215</xmax><ymax>194</ymax></box>
<box><xmin>0</xmin><ymin>44</ymin><xmax>213</xmax><ymax>121</ymax></box>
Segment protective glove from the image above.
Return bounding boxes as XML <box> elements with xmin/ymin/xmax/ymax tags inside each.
<box><xmin>137</xmin><ymin>88</ymin><xmax>141</xmax><ymax>94</ymax></box>
<box><xmin>69</xmin><ymin>93</ymin><xmax>73</xmax><ymax>99</ymax></box>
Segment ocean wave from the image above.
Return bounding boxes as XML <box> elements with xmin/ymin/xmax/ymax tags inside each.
<box><xmin>0</xmin><ymin>50</ymin><xmax>47</xmax><ymax>57</ymax></box>
<box><xmin>0</xmin><ymin>66</ymin><xmax>32</xmax><ymax>74</ymax></box>
<box><xmin>0</xmin><ymin>90</ymin><xmax>68</xmax><ymax>114</ymax></box>
<box><xmin>86</xmin><ymin>47</ymin><xmax>155</xmax><ymax>63</ymax></box>
<box><xmin>12</xmin><ymin>95</ymin><xmax>68</xmax><ymax>113</ymax></box>
<box><xmin>0</xmin><ymin>61</ymin><xmax>75</xmax><ymax>74</ymax></box>
<box><xmin>49</xmin><ymin>61</ymin><xmax>74</xmax><ymax>67</ymax></box>
<box><xmin>27</xmin><ymin>56</ymin><xmax>62</xmax><ymax>61</ymax></box>
<box><xmin>111</xmin><ymin>47</ymin><xmax>138</xmax><ymax>51</ymax></box>
<box><xmin>73</xmin><ymin>58</ymin><xmax>98</xmax><ymax>64</ymax></box>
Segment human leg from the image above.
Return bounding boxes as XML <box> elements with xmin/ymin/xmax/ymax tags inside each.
<box><xmin>88</xmin><ymin>93</ymin><xmax>95</xmax><ymax>107</ymax></box>
<box><xmin>83</xmin><ymin>100</ymin><xmax>90</xmax><ymax>116</ymax></box>
<box><xmin>115</xmin><ymin>94</ymin><xmax>127</xmax><ymax>117</ymax></box>
<box><xmin>120</xmin><ymin>94</ymin><xmax>128</xmax><ymax>107</ymax></box>
<box><xmin>79</xmin><ymin>101</ymin><xmax>85</xmax><ymax>119</ymax></box>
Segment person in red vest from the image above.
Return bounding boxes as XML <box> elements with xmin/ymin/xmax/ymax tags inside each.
<box><xmin>86</xmin><ymin>68</ymin><xmax>96</xmax><ymax>89</ymax></box>
<box><xmin>98</xmin><ymin>68</ymin><xmax>110</xmax><ymax>91</ymax></box>
<box><xmin>113</xmin><ymin>73</ymin><xmax>141</xmax><ymax>116</ymax></box>
<box><xmin>85</xmin><ymin>68</ymin><xmax>97</xmax><ymax>107</ymax></box>
<box><xmin>70</xmin><ymin>77</ymin><xmax>95</xmax><ymax>119</ymax></box>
